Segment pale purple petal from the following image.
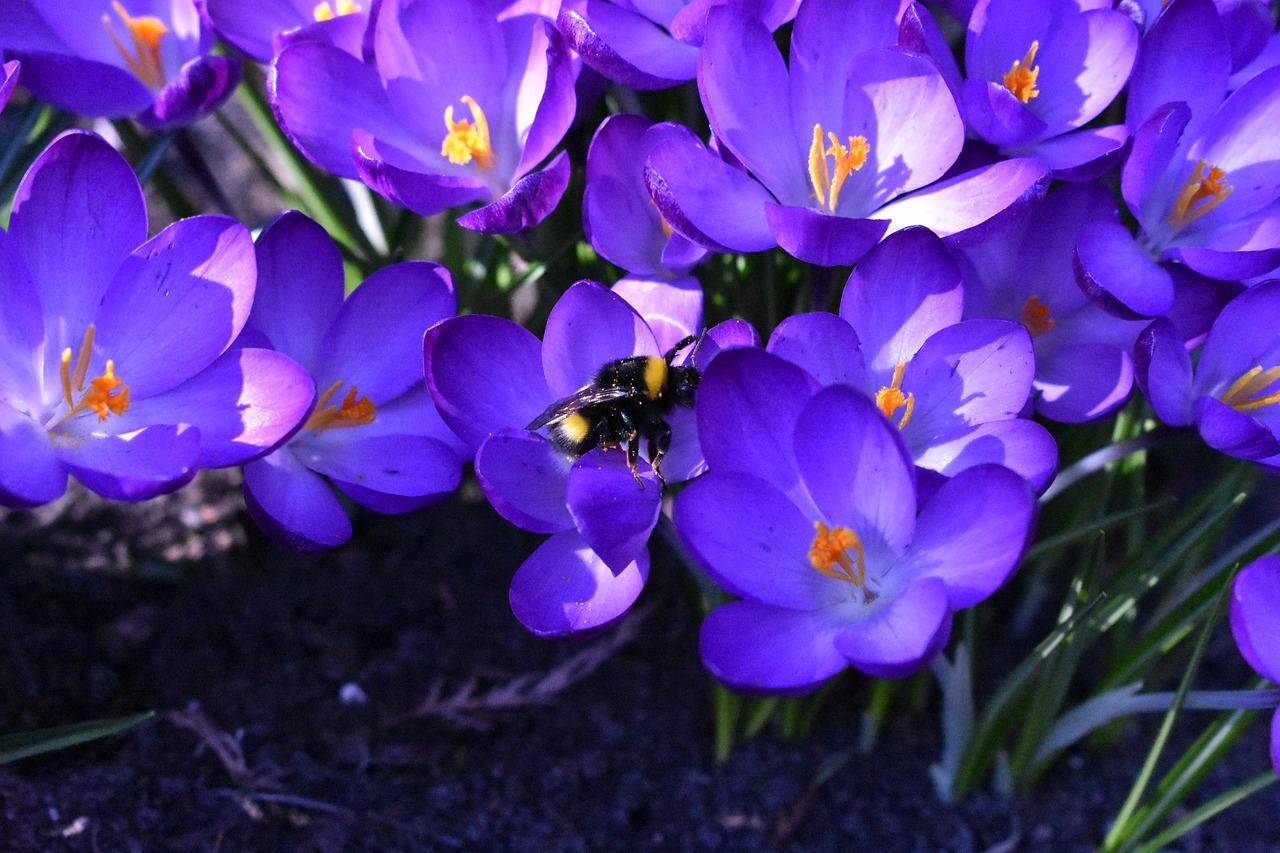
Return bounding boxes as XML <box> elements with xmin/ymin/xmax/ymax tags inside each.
<box><xmin>566</xmin><ymin>448</ymin><xmax>661</xmax><ymax>572</ymax></box>
<box><xmin>512</xmin><ymin>22</ymin><xmax>577</xmax><ymax>180</ymax></box>
<box><xmin>905</xmin><ymin>464</ymin><xmax>1033</xmax><ymax>608</ymax></box>
<box><xmin>840</xmin><ymin>227</ymin><xmax>964</xmax><ymax>374</ymax></box>
<box><xmin>1074</xmin><ymin>219</ymin><xmax>1174</xmax><ymax>318</ymax></box>
<box><xmin>243</xmin><ymin>451</ymin><xmax>353</xmax><ymax>551</ymax></box>
<box><xmin>764</xmin><ymin>205</ymin><xmax>889</xmax><ymax>267</ymax></box>
<box><xmin>794</xmin><ymin>385</ymin><xmax>918</xmax><ymax>551</ymax></box>
<box><xmin>0</xmin><ymin>403</ymin><xmax>65</xmax><ymax>508</ymax></box>
<box><xmin>95</xmin><ymin>216</ymin><xmax>256</xmax><ymax>397</ymax></box>
<box><xmin>1125</xmin><ymin>0</ymin><xmax>1229</xmax><ymax>133</ymax></box>
<box><xmin>905</xmin><ymin>319</ymin><xmax>1035</xmax><ymax>427</ymax></box>
<box><xmin>962</xmin><ymin>78</ymin><xmax>1049</xmax><ymax>148</ymax></box>
<box><xmin>833</xmin><ymin>577</ymin><xmax>952</xmax><ymax>678</ymax></box>
<box><xmin>766</xmin><ymin>312</ymin><xmax>867</xmax><ymax>389</ymax></box>
<box><xmin>1026</xmin><ymin>125</ymin><xmax>1129</xmax><ymax>181</ymax></box>
<box><xmin>299</xmin><ymin>432</ymin><xmax>463</xmax><ymax>497</ymax></box>
<box><xmin>424</xmin><ymin>315</ymin><xmax>551</xmax><ymax>452</ymax></box>
<box><xmin>1035</xmin><ymin>340</ymin><xmax>1134</xmax><ymax>423</ymax></box>
<box><xmin>700</xmin><ymin>600</ymin><xmax>849</xmax><ymax>693</ymax></box>
<box><xmin>509</xmin><ymin>529</ymin><xmax>649</xmax><ymax>637</ymax></box>
<box><xmin>60</xmin><ymin>425</ymin><xmax>201</xmax><ymax>502</ymax></box>
<box><xmin>542</xmin><ymin>280</ymin><xmax>657</xmax><ymax>398</ymax></box>
<box><xmin>1191</xmin><ymin>66</ymin><xmax>1280</xmax><ymax>221</ymax></box>
<box><xmin>353</xmin><ymin>130</ymin><xmax>491</xmax><ymax>214</ymax></box>
<box><xmin>558</xmin><ymin>3</ymin><xmax>696</xmax><ymax>89</ymax></box>
<box><xmin>913</xmin><ymin>419</ymin><xmax>1058</xmax><ymax>491</ymax></box>
<box><xmin>610</xmin><ymin>276</ymin><xmax>703</xmax><ymax>355</ymax></box>
<box><xmin>475</xmin><ymin>428</ymin><xmax>574</xmax><ymax>534</ymax></box>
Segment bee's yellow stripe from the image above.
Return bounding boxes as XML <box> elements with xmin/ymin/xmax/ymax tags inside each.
<box><xmin>643</xmin><ymin>356</ymin><xmax>667</xmax><ymax>400</ymax></box>
<box><xmin>561</xmin><ymin>411</ymin><xmax>591</xmax><ymax>444</ymax></box>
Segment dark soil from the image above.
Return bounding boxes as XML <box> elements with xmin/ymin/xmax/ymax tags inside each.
<box><xmin>1</xmin><ymin>473</ymin><xmax>1278</xmax><ymax>852</ymax></box>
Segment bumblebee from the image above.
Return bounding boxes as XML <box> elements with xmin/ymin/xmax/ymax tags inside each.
<box><xmin>526</xmin><ymin>335</ymin><xmax>702</xmax><ymax>487</ymax></box>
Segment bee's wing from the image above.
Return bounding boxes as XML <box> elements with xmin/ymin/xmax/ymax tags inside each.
<box><xmin>525</xmin><ymin>386</ymin><xmax>633</xmax><ymax>430</ymax></box>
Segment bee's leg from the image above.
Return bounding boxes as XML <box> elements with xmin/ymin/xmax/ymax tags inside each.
<box><xmin>664</xmin><ymin>335</ymin><xmax>699</xmax><ymax>363</ymax></box>
<box><xmin>616</xmin><ymin>409</ymin><xmax>645</xmax><ymax>488</ymax></box>
<box><xmin>647</xmin><ymin>421</ymin><xmax>672</xmax><ymax>487</ymax></box>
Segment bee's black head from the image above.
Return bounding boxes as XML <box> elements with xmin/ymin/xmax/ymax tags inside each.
<box><xmin>669</xmin><ymin>365</ymin><xmax>699</xmax><ymax>408</ymax></box>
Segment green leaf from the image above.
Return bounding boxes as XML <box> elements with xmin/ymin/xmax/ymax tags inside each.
<box><xmin>0</xmin><ymin>712</ymin><xmax>154</xmax><ymax>764</ymax></box>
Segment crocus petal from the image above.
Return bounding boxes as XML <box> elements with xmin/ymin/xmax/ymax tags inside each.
<box><xmin>352</xmin><ymin>129</ymin><xmax>491</xmax><ymax>214</ymax></box>
<box><xmin>913</xmin><ymin>419</ymin><xmax>1058</xmax><ymax>491</ymax></box>
<box><xmin>645</xmin><ymin>137</ymin><xmax>780</xmax><ymax>252</ymax></box>
<box><xmin>8</xmin><ymin>131</ymin><xmax>146</xmax><ymax>348</ymax></box>
<box><xmin>513</xmin><ymin>21</ymin><xmax>578</xmax><ymax>180</ymax></box>
<box><xmin>1133</xmin><ymin>318</ymin><xmax>1195</xmax><ymax>426</ymax></box>
<box><xmin>696</xmin><ymin>347</ymin><xmax>820</xmax><ymax>495</ymax></box>
<box><xmin>1035</xmin><ymin>341</ymin><xmax>1135</xmax><ymax>423</ymax></box>
<box><xmin>116</xmin><ymin>347</ymin><xmax>314</xmax><ymax>468</ymax></box>
<box><xmin>674</xmin><ymin>470</ymin><xmax>844</xmax><ymax>609</ymax></box>
<box><xmin>509</xmin><ymin>529</ymin><xmax>650</xmax><ymax>637</ymax></box>
<box><xmin>1192</xmin><ymin>66</ymin><xmax>1280</xmax><ymax>221</ymax></box>
<box><xmin>243</xmin><ymin>450</ymin><xmax>354</xmax><ymax>551</ymax></box>
<box><xmin>962</xmin><ymin>78</ymin><xmax>1050</xmax><ymax>148</ymax></box>
<box><xmin>558</xmin><ymin>4</ymin><xmax>695</xmax><ymax>89</ymax></box>
<box><xmin>1</xmin><ymin>60</ymin><xmax>19</xmax><ymax>110</ymax></box>
<box><xmin>1229</xmin><ymin>556</ymin><xmax>1280</xmax><ymax>683</ymax></box>
<box><xmin>1121</xmin><ymin>101</ymin><xmax>1190</xmax><ymax>226</ymax></box>
<box><xmin>1195</xmin><ymin>282</ymin><xmax>1280</xmax><ymax>396</ymax></box>
<box><xmin>1194</xmin><ymin>395</ymin><xmax>1280</xmax><ymax>460</ymax></box>
<box><xmin>566</xmin><ymin>448</ymin><xmax>662</xmax><ymax>572</ymax></box>
<box><xmin>5</xmin><ymin>52</ymin><xmax>151</xmax><ymax>118</ymax></box>
<box><xmin>60</xmin><ymin>425</ymin><xmax>202</xmax><ymax>502</ymax></box>
<box><xmin>1125</xmin><ymin>0</ymin><xmax>1229</xmax><ymax>134</ymax></box>
<box><xmin>700</xmin><ymin>600</ymin><xmax>849</xmax><ymax>694</ymax></box>
<box><xmin>877</xmin><ymin>157</ymin><xmax>1050</xmax><ymax>245</ymax></box>
<box><xmin>300</xmin><ymin>432</ymin><xmax>462</xmax><ymax>498</ymax></box>
<box><xmin>313</xmin><ymin>260</ymin><xmax>455</xmax><ymax>403</ymax></box>
<box><xmin>1074</xmin><ymin>220</ymin><xmax>1174</xmax><ymax>318</ymax></box>
<box><xmin>766</xmin><ymin>312</ymin><xmax>867</xmax><ymax>389</ymax></box>
<box><xmin>475</xmin><ymin>428</ymin><xmax>574</xmax><ymax>534</ymax></box>
<box><xmin>905</xmin><ymin>319</ymin><xmax>1035</xmax><ymax>427</ymax></box>
<box><xmin>247</xmin><ymin>211</ymin><xmax>345</xmax><ymax>371</ymax></box>
<box><xmin>840</xmin><ymin>226</ymin><xmax>964</xmax><ymax>373</ymax></box>
<box><xmin>833</xmin><ymin>576</ymin><xmax>953</xmax><ymax>678</ymax></box>
<box><xmin>456</xmin><ymin>151</ymin><xmax>572</xmax><ymax>233</ymax></box>
<box><xmin>542</xmin><ymin>281</ymin><xmax>658</xmax><ymax>398</ymax></box>
<box><xmin>0</xmin><ymin>402</ymin><xmax>65</xmax><ymax>508</ymax></box>
<box><xmin>611</xmin><ymin>276</ymin><xmax>703</xmax><ymax>356</ymax></box>
<box><xmin>139</xmin><ymin>55</ymin><xmax>241</xmax><ymax>130</ymax></box>
<box><xmin>905</xmin><ymin>464</ymin><xmax>1034</xmax><ymax>608</ymax></box>
<box><xmin>764</xmin><ymin>205</ymin><xmax>889</xmax><ymax>267</ymax></box>
<box><xmin>424</xmin><ymin>315</ymin><xmax>551</xmax><ymax>452</ymax></box>
<box><xmin>1024</xmin><ymin>125</ymin><xmax>1130</xmax><ymax>182</ymax></box>
<box><xmin>794</xmin><ymin>385</ymin><xmax>918</xmax><ymax>551</ymax></box>
<box><xmin>95</xmin><ymin>216</ymin><xmax>256</xmax><ymax>397</ymax></box>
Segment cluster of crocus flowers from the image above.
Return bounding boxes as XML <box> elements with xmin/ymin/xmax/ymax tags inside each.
<box><xmin>0</xmin><ymin>0</ymin><xmax>240</xmax><ymax>129</ymax></box>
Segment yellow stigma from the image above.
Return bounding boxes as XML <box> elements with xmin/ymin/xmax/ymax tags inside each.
<box><xmin>305</xmin><ymin>380</ymin><xmax>377</xmax><ymax>433</ymax></box>
<box><xmin>55</xmin><ymin>325</ymin><xmax>130</xmax><ymax>426</ymax></box>
<box><xmin>874</xmin><ymin>362</ymin><xmax>915</xmax><ymax>430</ymax></box>
<box><xmin>312</xmin><ymin>0</ymin><xmax>361</xmax><ymax>20</ymax></box>
<box><xmin>441</xmin><ymin>96</ymin><xmax>496</xmax><ymax>170</ymax></box>
<box><xmin>1019</xmin><ymin>295</ymin><xmax>1056</xmax><ymax>337</ymax></box>
<box><xmin>102</xmin><ymin>2</ymin><xmax>168</xmax><ymax>91</ymax></box>
<box><xmin>1002</xmin><ymin>41</ymin><xmax>1041</xmax><ymax>103</ymax></box>
<box><xmin>1169</xmin><ymin>160</ymin><xmax>1233</xmax><ymax>231</ymax></box>
<box><xmin>1219</xmin><ymin>366</ymin><xmax>1280</xmax><ymax>413</ymax></box>
<box><xmin>808</xmin><ymin>124</ymin><xmax>870</xmax><ymax>214</ymax></box>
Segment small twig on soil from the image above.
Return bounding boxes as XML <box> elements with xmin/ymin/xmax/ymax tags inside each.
<box><xmin>166</xmin><ymin>703</ymin><xmax>280</xmax><ymax>792</ymax></box>
<box><xmin>403</xmin><ymin>605</ymin><xmax>651</xmax><ymax>729</ymax></box>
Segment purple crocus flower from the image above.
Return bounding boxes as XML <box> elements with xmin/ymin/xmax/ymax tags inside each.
<box><xmin>424</xmin><ymin>280</ymin><xmax>740</xmax><ymax>636</ymax></box>
<box><xmin>0</xmin><ymin>131</ymin><xmax>313</xmax><ymax>507</ymax></box>
<box><xmin>961</xmin><ymin>0</ymin><xmax>1138</xmax><ymax>179</ymax></box>
<box><xmin>644</xmin><ymin>0</ymin><xmax>1049</xmax><ymax>266</ymax></box>
<box><xmin>558</xmin><ymin>0</ymin><xmax>798</xmax><ymax>89</ymax></box>
<box><xmin>236</xmin><ymin>211</ymin><xmax>467</xmax><ymax>551</ymax></box>
<box><xmin>1229</xmin><ymin>556</ymin><xmax>1280</xmax><ymax>775</ymax></box>
<box><xmin>204</xmin><ymin>0</ymin><xmax>370</xmax><ymax>61</ymax></box>
<box><xmin>1133</xmin><ymin>281</ymin><xmax>1280</xmax><ymax>468</ymax></box>
<box><xmin>675</xmin><ymin>364</ymin><xmax>1035</xmax><ymax>693</ymax></box>
<box><xmin>766</xmin><ymin>228</ymin><xmax>1058</xmax><ymax>493</ymax></box>
<box><xmin>271</xmin><ymin>0</ymin><xmax>578</xmax><ymax>234</ymax></box>
<box><xmin>0</xmin><ymin>0</ymin><xmax>240</xmax><ymax>129</ymax></box>
<box><xmin>1075</xmin><ymin>0</ymin><xmax>1280</xmax><ymax>317</ymax></box>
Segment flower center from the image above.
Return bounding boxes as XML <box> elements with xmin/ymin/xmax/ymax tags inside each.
<box><xmin>51</xmin><ymin>325</ymin><xmax>130</xmax><ymax>430</ymax></box>
<box><xmin>305</xmin><ymin>380</ymin><xmax>377</xmax><ymax>433</ymax></box>
<box><xmin>1019</xmin><ymin>295</ymin><xmax>1056</xmax><ymax>337</ymax></box>
<box><xmin>102</xmin><ymin>1</ymin><xmax>168</xmax><ymax>91</ymax></box>
<box><xmin>1219</xmin><ymin>365</ymin><xmax>1280</xmax><ymax>413</ymax></box>
<box><xmin>441</xmin><ymin>96</ymin><xmax>496</xmax><ymax>171</ymax></box>
<box><xmin>808</xmin><ymin>521</ymin><xmax>878</xmax><ymax>603</ymax></box>
<box><xmin>1002</xmin><ymin>41</ymin><xmax>1041</xmax><ymax>103</ymax></box>
<box><xmin>808</xmin><ymin>124</ymin><xmax>870</xmax><ymax>214</ymax></box>
<box><xmin>1168</xmin><ymin>159</ymin><xmax>1232</xmax><ymax>232</ymax></box>
<box><xmin>874</xmin><ymin>362</ymin><xmax>915</xmax><ymax>429</ymax></box>
<box><xmin>312</xmin><ymin>0</ymin><xmax>361</xmax><ymax>20</ymax></box>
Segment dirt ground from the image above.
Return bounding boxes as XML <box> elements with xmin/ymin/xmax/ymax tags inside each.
<box><xmin>1</xmin><ymin>472</ymin><xmax>1278</xmax><ymax>852</ymax></box>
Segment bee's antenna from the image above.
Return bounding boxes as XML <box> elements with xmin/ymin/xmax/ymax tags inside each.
<box><xmin>665</xmin><ymin>334</ymin><xmax>701</xmax><ymax>366</ymax></box>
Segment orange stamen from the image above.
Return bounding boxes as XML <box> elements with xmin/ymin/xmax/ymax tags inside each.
<box><xmin>313</xmin><ymin>0</ymin><xmax>361</xmax><ymax>20</ymax></box>
<box><xmin>874</xmin><ymin>362</ymin><xmax>915</xmax><ymax>429</ymax></box>
<box><xmin>102</xmin><ymin>2</ymin><xmax>168</xmax><ymax>91</ymax></box>
<box><xmin>441</xmin><ymin>96</ymin><xmax>496</xmax><ymax>170</ymax></box>
<box><xmin>52</xmin><ymin>327</ymin><xmax>130</xmax><ymax>428</ymax></box>
<box><xmin>1002</xmin><ymin>41</ymin><xmax>1041</xmax><ymax>103</ymax></box>
<box><xmin>1169</xmin><ymin>160</ymin><xmax>1233</xmax><ymax>231</ymax></box>
<box><xmin>807</xmin><ymin>123</ymin><xmax>870</xmax><ymax>214</ymax></box>
<box><xmin>1019</xmin><ymin>295</ymin><xmax>1056</xmax><ymax>337</ymax></box>
<box><xmin>305</xmin><ymin>380</ymin><xmax>377</xmax><ymax>432</ymax></box>
<box><xmin>808</xmin><ymin>521</ymin><xmax>866</xmax><ymax>584</ymax></box>
<box><xmin>1220</xmin><ymin>366</ymin><xmax>1280</xmax><ymax>413</ymax></box>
